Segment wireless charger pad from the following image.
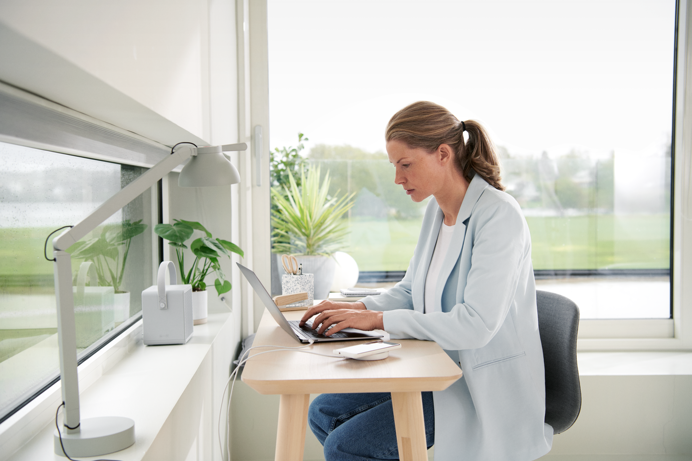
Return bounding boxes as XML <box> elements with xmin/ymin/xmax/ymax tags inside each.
<box><xmin>352</xmin><ymin>351</ymin><xmax>390</xmax><ymax>361</ymax></box>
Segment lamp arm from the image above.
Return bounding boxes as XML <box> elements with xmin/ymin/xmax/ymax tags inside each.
<box><xmin>52</xmin><ymin>144</ymin><xmax>195</xmax><ymax>432</ymax></box>
<box><xmin>49</xmin><ymin>141</ymin><xmax>245</xmax><ymax>454</ymax></box>
<box><xmin>53</xmin><ymin>145</ymin><xmax>196</xmax><ymax>251</ymax></box>
<box><xmin>196</xmin><ymin>143</ymin><xmax>246</xmax><ymax>154</ymax></box>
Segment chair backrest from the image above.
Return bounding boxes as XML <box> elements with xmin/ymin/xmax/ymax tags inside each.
<box><xmin>536</xmin><ymin>290</ymin><xmax>582</xmax><ymax>434</ymax></box>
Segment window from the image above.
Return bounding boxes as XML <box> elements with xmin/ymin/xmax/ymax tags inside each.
<box><xmin>0</xmin><ymin>141</ymin><xmax>157</xmax><ymax>423</ymax></box>
<box><xmin>267</xmin><ymin>0</ymin><xmax>677</xmax><ymax>322</ymax></box>
<box><xmin>0</xmin><ymin>82</ymin><xmax>165</xmax><ymax>422</ymax></box>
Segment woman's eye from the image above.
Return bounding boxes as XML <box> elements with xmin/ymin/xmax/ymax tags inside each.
<box><xmin>402</xmin><ymin>164</ymin><xmax>411</xmax><ymax>168</ymax></box>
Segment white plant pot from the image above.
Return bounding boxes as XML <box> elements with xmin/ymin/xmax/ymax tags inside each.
<box><xmin>330</xmin><ymin>252</ymin><xmax>360</xmax><ymax>291</ymax></box>
<box><xmin>192</xmin><ymin>290</ymin><xmax>208</xmax><ymax>325</ymax></box>
<box><xmin>113</xmin><ymin>292</ymin><xmax>131</xmax><ymax>324</ymax></box>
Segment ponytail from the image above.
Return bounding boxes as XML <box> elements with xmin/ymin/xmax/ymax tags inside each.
<box><xmin>457</xmin><ymin>120</ymin><xmax>504</xmax><ymax>191</ymax></box>
<box><xmin>386</xmin><ymin>101</ymin><xmax>505</xmax><ymax>191</ymax></box>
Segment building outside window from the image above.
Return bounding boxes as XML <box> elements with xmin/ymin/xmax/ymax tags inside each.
<box><xmin>268</xmin><ymin>0</ymin><xmax>676</xmax><ymax>321</ymax></box>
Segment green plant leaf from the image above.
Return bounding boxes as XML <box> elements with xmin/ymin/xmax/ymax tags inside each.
<box><xmin>270</xmin><ymin>165</ymin><xmax>354</xmax><ymax>255</ymax></box>
<box><xmin>105</xmin><ymin>221</ymin><xmax>148</xmax><ymax>245</ymax></box>
<box><xmin>71</xmin><ymin>237</ymin><xmax>112</xmax><ymax>259</ymax></box>
<box><xmin>214</xmin><ymin>278</ymin><xmax>232</xmax><ymax>295</ymax></box>
<box><xmin>69</xmin><ymin>238</ymin><xmax>100</xmax><ymax>259</ymax></box>
<box><xmin>68</xmin><ymin>241</ymin><xmax>86</xmax><ymax>255</ymax></box>
<box><xmin>191</xmin><ymin>237</ymin><xmax>219</xmax><ymax>258</ymax></box>
<box><xmin>175</xmin><ymin>219</ymin><xmax>212</xmax><ymax>238</ymax></box>
<box><xmin>208</xmin><ymin>256</ymin><xmax>219</xmax><ymax>265</ymax></box>
<box><xmin>102</xmin><ymin>245</ymin><xmax>119</xmax><ymax>261</ymax></box>
<box><xmin>154</xmin><ymin>220</ymin><xmax>242</xmax><ymax>297</ymax></box>
<box><xmin>217</xmin><ymin>239</ymin><xmax>244</xmax><ymax>257</ymax></box>
<box><xmin>154</xmin><ymin>222</ymin><xmax>194</xmax><ymax>244</ymax></box>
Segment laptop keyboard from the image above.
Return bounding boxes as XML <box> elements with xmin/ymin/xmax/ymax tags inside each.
<box><xmin>289</xmin><ymin>321</ymin><xmax>349</xmax><ymax>340</ymax></box>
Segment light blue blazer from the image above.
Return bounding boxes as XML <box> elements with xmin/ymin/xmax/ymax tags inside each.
<box><xmin>362</xmin><ymin>175</ymin><xmax>553</xmax><ymax>461</ymax></box>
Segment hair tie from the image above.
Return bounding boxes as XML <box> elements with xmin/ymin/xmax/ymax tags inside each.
<box><xmin>461</xmin><ymin>121</ymin><xmax>466</xmax><ymax>133</ymax></box>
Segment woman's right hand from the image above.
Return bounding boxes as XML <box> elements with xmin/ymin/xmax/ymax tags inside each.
<box><xmin>299</xmin><ymin>300</ymin><xmax>366</xmax><ymax>327</ymax></box>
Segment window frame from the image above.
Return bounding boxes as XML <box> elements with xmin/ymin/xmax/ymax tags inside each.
<box><xmin>0</xmin><ymin>81</ymin><xmax>168</xmax><ymax>423</ymax></box>
<box><xmin>577</xmin><ymin>0</ymin><xmax>691</xmax><ymax>350</ymax></box>
<box><xmin>262</xmin><ymin>0</ymin><xmax>692</xmax><ymax>350</ymax></box>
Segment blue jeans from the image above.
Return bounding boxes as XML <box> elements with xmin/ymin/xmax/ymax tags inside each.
<box><xmin>308</xmin><ymin>392</ymin><xmax>435</xmax><ymax>461</ymax></box>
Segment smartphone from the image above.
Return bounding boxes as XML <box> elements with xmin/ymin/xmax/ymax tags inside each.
<box><xmin>333</xmin><ymin>341</ymin><xmax>401</xmax><ymax>359</ymax></box>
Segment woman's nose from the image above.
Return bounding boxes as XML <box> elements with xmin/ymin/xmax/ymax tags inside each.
<box><xmin>394</xmin><ymin>170</ymin><xmax>404</xmax><ymax>185</ymax></box>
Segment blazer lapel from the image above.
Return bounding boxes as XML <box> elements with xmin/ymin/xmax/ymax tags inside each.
<box><xmin>434</xmin><ymin>175</ymin><xmax>490</xmax><ymax>310</ymax></box>
<box><xmin>412</xmin><ymin>205</ymin><xmax>444</xmax><ymax>312</ymax></box>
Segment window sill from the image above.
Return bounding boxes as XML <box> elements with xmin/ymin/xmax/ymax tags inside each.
<box><xmin>1</xmin><ymin>304</ymin><xmax>234</xmax><ymax>461</ymax></box>
<box><xmin>577</xmin><ymin>351</ymin><xmax>692</xmax><ymax>376</ymax></box>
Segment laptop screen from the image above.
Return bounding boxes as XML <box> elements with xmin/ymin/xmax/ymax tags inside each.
<box><xmin>236</xmin><ymin>263</ymin><xmax>300</xmax><ymax>338</ymax></box>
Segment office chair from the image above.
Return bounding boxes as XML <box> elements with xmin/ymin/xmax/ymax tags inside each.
<box><xmin>536</xmin><ymin>290</ymin><xmax>582</xmax><ymax>434</ymax></box>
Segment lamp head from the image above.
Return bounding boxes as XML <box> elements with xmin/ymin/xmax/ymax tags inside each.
<box><xmin>177</xmin><ymin>143</ymin><xmax>246</xmax><ymax>187</ymax></box>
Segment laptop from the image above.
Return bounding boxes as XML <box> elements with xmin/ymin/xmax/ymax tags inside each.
<box><xmin>237</xmin><ymin>263</ymin><xmax>383</xmax><ymax>343</ymax></box>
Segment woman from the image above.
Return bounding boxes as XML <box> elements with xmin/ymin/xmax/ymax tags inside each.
<box><xmin>299</xmin><ymin>101</ymin><xmax>553</xmax><ymax>461</ymax></box>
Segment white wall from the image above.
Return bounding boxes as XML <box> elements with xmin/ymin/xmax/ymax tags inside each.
<box><xmin>230</xmin><ymin>366</ymin><xmax>692</xmax><ymax>461</ymax></box>
<box><xmin>166</xmin><ymin>172</ymin><xmax>242</xmax><ymax>460</ymax></box>
<box><xmin>0</xmin><ymin>0</ymin><xmax>236</xmax><ymax>146</ymax></box>
<box><xmin>0</xmin><ymin>1</ymin><xmax>244</xmax><ymax>459</ymax></box>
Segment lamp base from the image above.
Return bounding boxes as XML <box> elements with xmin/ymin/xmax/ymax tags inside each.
<box><xmin>54</xmin><ymin>416</ymin><xmax>135</xmax><ymax>457</ymax></box>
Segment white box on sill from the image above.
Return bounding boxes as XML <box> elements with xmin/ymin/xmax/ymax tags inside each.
<box><xmin>142</xmin><ymin>262</ymin><xmax>193</xmax><ymax>345</ymax></box>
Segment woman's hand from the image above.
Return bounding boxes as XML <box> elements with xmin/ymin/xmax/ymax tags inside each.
<box><xmin>299</xmin><ymin>300</ymin><xmax>383</xmax><ymax>336</ymax></box>
<box><xmin>299</xmin><ymin>300</ymin><xmax>365</xmax><ymax>326</ymax></box>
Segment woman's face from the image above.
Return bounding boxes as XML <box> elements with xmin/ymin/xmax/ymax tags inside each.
<box><xmin>386</xmin><ymin>139</ymin><xmax>450</xmax><ymax>203</ymax></box>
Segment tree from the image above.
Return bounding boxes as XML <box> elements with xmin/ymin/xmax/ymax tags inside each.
<box><xmin>307</xmin><ymin>143</ymin><xmax>426</xmax><ymax>219</ymax></box>
<box><xmin>270</xmin><ymin>133</ymin><xmax>309</xmax><ymax>189</ymax></box>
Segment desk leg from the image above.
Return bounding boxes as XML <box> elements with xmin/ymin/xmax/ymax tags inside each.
<box><xmin>391</xmin><ymin>392</ymin><xmax>428</xmax><ymax>461</ymax></box>
<box><xmin>275</xmin><ymin>394</ymin><xmax>309</xmax><ymax>461</ymax></box>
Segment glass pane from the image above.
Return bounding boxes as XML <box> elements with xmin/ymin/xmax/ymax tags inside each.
<box><xmin>0</xmin><ymin>142</ymin><xmax>156</xmax><ymax>421</ymax></box>
<box><xmin>308</xmin><ymin>158</ymin><xmax>428</xmax><ymax>272</ymax></box>
<box><xmin>268</xmin><ymin>0</ymin><xmax>675</xmax><ymax>319</ymax></box>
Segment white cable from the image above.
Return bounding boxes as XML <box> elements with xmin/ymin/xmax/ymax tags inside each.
<box><xmin>217</xmin><ymin>341</ymin><xmax>345</xmax><ymax>460</ymax></box>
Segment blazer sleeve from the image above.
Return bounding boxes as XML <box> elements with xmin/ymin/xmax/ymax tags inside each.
<box><xmin>361</xmin><ymin>261</ymin><xmax>415</xmax><ymax>312</ymax></box>
<box><xmin>378</xmin><ymin>197</ymin><xmax>530</xmax><ymax>351</ymax></box>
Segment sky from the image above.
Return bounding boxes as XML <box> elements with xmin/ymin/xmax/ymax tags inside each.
<box><xmin>267</xmin><ymin>0</ymin><xmax>677</xmax><ymax>159</ymax></box>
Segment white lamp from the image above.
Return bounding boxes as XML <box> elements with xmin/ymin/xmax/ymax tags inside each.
<box><xmin>51</xmin><ymin>142</ymin><xmax>246</xmax><ymax>457</ymax></box>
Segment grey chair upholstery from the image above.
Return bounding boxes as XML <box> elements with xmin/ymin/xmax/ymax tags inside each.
<box><xmin>536</xmin><ymin>290</ymin><xmax>581</xmax><ymax>434</ymax></box>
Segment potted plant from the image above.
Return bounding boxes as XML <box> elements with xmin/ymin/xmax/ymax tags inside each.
<box><xmin>271</xmin><ymin>166</ymin><xmax>354</xmax><ymax>299</ymax></box>
<box><xmin>154</xmin><ymin>219</ymin><xmax>243</xmax><ymax>324</ymax></box>
<box><xmin>70</xmin><ymin>219</ymin><xmax>148</xmax><ymax>323</ymax></box>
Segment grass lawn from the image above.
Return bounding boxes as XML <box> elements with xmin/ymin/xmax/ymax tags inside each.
<box><xmin>0</xmin><ymin>227</ymin><xmax>58</xmax><ymax>276</ymax></box>
<box><xmin>343</xmin><ymin>214</ymin><xmax>670</xmax><ymax>272</ymax></box>
<box><xmin>0</xmin><ymin>227</ymin><xmax>93</xmax><ymax>292</ymax></box>
<box><xmin>0</xmin><ymin>214</ymin><xmax>670</xmax><ymax>282</ymax></box>
<box><xmin>526</xmin><ymin>214</ymin><xmax>670</xmax><ymax>270</ymax></box>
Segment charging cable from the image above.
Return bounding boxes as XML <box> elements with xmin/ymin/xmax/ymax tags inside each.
<box><xmin>55</xmin><ymin>403</ymin><xmax>121</xmax><ymax>461</ymax></box>
<box><xmin>217</xmin><ymin>340</ymin><xmax>346</xmax><ymax>460</ymax></box>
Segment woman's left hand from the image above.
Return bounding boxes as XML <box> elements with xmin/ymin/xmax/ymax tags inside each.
<box><xmin>311</xmin><ymin>308</ymin><xmax>384</xmax><ymax>336</ymax></box>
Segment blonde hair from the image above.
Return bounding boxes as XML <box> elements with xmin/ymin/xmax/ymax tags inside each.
<box><xmin>385</xmin><ymin>101</ymin><xmax>505</xmax><ymax>191</ymax></box>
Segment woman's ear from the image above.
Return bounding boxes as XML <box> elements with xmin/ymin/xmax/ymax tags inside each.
<box><xmin>438</xmin><ymin>144</ymin><xmax>453</xmax><ymax>164</ymax></box>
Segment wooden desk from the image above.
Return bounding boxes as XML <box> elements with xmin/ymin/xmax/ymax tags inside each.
<box><xmin>242</xmin><ymin>310</ymin><xmax>463</xmax><ymax>461</ymax></box>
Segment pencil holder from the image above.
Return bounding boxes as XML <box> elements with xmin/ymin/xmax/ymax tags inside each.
<box><xmin>281</xmin><ymin>274</ymin><xmax>314</xmax><ymax>308</ymax></box>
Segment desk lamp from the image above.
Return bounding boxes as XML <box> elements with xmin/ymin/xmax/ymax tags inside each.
<box><xmin>50</xmin><ymin>142</ymin><xmax>246</xmax><ymax>457</ymax></box>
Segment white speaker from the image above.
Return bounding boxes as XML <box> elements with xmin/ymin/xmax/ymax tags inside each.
<box><xmin>142</xmin><ymin>261</ymin><xmax>193</xmax><ymax>345</ymax></box>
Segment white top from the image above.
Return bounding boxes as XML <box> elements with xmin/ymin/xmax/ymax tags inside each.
<box><xmin>424</xmin><ymin>222</ymin><xmax>455</xmax><ymax>313</ymax></box>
